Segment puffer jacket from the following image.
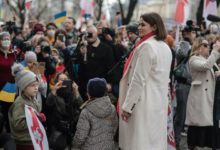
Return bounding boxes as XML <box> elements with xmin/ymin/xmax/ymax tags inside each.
<box><xmin>73</xmin><ymin>96</ymin><xmax>118</xmax><ymax>150</ymax></box>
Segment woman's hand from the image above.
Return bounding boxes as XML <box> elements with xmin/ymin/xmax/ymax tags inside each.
<box><xmin>29</xmin><ymin>62</ymin><xmax>40</xmax><ymax>75</ymax></box>
<box><xmin>121</xmin><ymin>110</ymin><xmax>131</xmax><ymax>122</ymax></box>
<box><xmin>213</xmin><ymin>41</ymin><xmax>220</xmax><ymax>52</ymax></box>
<box><xmin>72</xmin><ymin>82</ymin><xmax>80</xmax><ymax>97</ymax></box>
<box><xmin>54</xmin><ymin>40</ymin><xmax>66</xmax><ymax>49</ymax></box>
<box><xmin>215</xmin><ymin>71</ymin><xmax>220</xmax><ymax>77</ymax></box>
<box><xmin>52</xmin><ymin>80</ymin><xmax>63</xmax><ymax>95</ymax></box>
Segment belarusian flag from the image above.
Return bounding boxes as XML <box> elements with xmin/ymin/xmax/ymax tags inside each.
<box><xmin>203</xmin><ymin>0</ymin><xmax>217</xmax><ymax>20</ymax></box>
<box><xmin>175</xmin><ymin>0</ymin><xmax>188</xmax><ymax>24</ymax></box>
<box><xmin>25</xmin><ymin>105</ymin><xmax>49</xmax><ymax>150</ymax></box>
<box><xmin>25</xmin><ymin>0</ymin><xmax>32</xmax><ymax>10</ymax></box>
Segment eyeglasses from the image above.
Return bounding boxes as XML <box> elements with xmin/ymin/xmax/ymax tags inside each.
<box><xmin>201</xmin><ymin>43</ymin><xmax>209</xmax><ymax>48</ymax></box>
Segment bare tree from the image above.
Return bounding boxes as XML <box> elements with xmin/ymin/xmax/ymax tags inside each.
<box><xmin>5</xmin><ymin>0</ymin><xmax>48</xmax><ymax>27</ymax></box>
<box><xmin>94</xmin><ymin>0</ymin><xmax>104</xmax><ymax>21</ymax></box>
<box><xmin>118</xmin><ymin>0</ymin><xmax>138</xmax><ymax>25</ymax></box>
<box><xmin>196</xmin><ymin>0</ymin><xmax>220</xmax><ymax>25</ymax></box>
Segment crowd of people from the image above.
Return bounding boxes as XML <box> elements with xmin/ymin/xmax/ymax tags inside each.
<box><xmin>0</xmin><ymin>11</ymin><xmax>220</xmax><ymax>150</ymax></box>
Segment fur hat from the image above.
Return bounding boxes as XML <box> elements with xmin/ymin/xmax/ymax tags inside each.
<box><xmin>87</xmin><ymin>78</ymin><xmax>107</xmax><ymax>98</ymax></box>
<box><xmin>11</xmin><ymin>63</ymin><xmax>38</xmax><ymax>92</ymax></box>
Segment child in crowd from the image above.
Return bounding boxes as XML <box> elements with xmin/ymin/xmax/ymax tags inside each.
<box><xmin>73</xmin><ymin>77</ymin><xmax>118</xmax><ymax>150</ymax></box>
<box><xmin>8</xmin><ymin>63</ymin><xmax>46</xmax><ymax>150</ymax></box>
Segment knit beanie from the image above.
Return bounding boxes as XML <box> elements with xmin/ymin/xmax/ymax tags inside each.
<box><xmin>11</xmin><ymin>63</ymin><xmax>38</xmax><ymax>92</ymax></box>
<box><xmin>0</xmin><ymin>32</ymin><xmax>10</xmax><ymax>40</ymax></box>
<box><xmin>126</xmin><ymin>22</ymin><xmax>139</xmax><ymax>35</ymax></box>
<box><xmin>33</xmin><ymin>23</ymin><xmax>44</xmax><ymax>35</ymax></box>
<box><xmin>24</xmin><ymin>51</ymin><xmax>37</xmax><ymax>63</ymax></box>
<box><xmin>87</xmin><ymin>78</ymin><xmax>107</xmax><ymax>98</ymax></box>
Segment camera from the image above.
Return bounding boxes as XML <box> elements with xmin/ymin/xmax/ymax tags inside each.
<box><xmin>102</xmin><ymin>27</ymin><xmax>111</xmax><ymax>35</ymax></box>
<box><xmin>41</xmin><ymin>45</ymin><xmax>51</xmax><ymax>54</ymax></box>
<box><xmin>57</xmin><ymin>34</ymin><xmax>66</xmax><ymax>42</ymax></box>
<box><xmin>62</xmin><ymin>80</ymin><xmax>73</xmax><ymax>89</ymax></box>
<box><xmin>102</xmin><ymin>27</ymin><xmax>115</xmax><ymax>37</ymax></box>
<box><xmin>1</xmin><ymin>21</ymin><xmax>21</xmax><ymax>34</ymax></box>
<box><xmin>87</xmin><ymin>32</ymin><xmax>93</xmax><ymax>38</ymax></box>
<box><xmin>79</xmin><ymin>32</ymin><xmax>93</xmax><ymax>38</ymax></box>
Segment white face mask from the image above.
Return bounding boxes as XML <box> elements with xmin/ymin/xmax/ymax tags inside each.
<box><xmin>1</xmin><ymin>40</ymin><xmax>11</xmax><ymax>48</ymax></box>
<box><xmin>47</xmin><ymin>30</ymin><xmax>55</xmax><ymax>37</ymax></box>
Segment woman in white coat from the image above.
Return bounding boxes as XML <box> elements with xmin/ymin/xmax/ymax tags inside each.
<box><xmin>119</xmin><ymin>12</ymin><xmax>172</xmax><ymax>150</ymax></box>
<box><xmin>185</xmin><ymin>37</ymin><xmax>220</xmax><ymax>150</ymax></box>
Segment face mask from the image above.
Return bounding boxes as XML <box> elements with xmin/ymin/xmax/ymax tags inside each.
<box><xmin>1</xmin><ymin>40</ymin><xmax>11</xmax><ymax>48</ymax></box>
<box><xmin>47</xmin><ymin>30</ymin><xmax>55</xmax><ymax>37</ymax></box>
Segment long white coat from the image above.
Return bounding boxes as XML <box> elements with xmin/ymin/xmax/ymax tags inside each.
<box><xmin>185</xmin><ymin>50</ymin><xmax>220</xmax><ymax>126</ymax></box>
<box><xmin>119</xmin><ymin>36</ymin><xmax>172</xmax><ymax>150</ymax></box>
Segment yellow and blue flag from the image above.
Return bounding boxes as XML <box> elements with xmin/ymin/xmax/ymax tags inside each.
<box><xmin>54</xmin><ymin>11</ymin><xmax>67</xmax><ymax>25</ymax></box>
<box><xmin>0</xmin><ymin>82</ymin><xmax>16</xmax><ymax>103</ymax></box>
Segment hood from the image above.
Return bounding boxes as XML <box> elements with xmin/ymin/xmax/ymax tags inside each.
<box><xmin>85</xmin><ymin>96</ymin><xmax>113</xmax><ymax>118</ymax></box>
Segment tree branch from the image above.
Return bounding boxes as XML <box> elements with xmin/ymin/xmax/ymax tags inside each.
<box><xmin>5</xmin><ymin>0</ymin><xmax>19</xmax><ymax>15</ymax></box>
<box><xmin>124</xmin><ymin>0</ymin><xmax>138</xmax><ymax>24</ymax></box>
<box><xmin>117</xmin><ymin>0</ymin><xmax>125</xmax><ymax>23</ymax></box>
<box><xmin>36</xmin><ymin>4</ymin><xmax>48</xmax><ymax>19</ymax></box>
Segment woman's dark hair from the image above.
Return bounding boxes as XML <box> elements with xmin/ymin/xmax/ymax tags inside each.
<box><xmin>37</xmin><ymin>37</ymin><xmax>50</xmax><ymax>46</ymax></box>
<box><xmin>54</xmin><ymin>29</ymin><xmax>67</xmax><ymax>45</ymax></box>
<box><xmin>46</xmin><ymin>22</ymin><xmax>58</xmax><ymax>30</ymax></box>
<box><xmin>140</xmin><ymin>12</ymin><xmax>167</xmax><ymax>41</ymax></box>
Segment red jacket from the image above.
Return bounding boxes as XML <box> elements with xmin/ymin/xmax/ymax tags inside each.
<box><xmin>0</xmin><ymin>50</ymin><xmax>15</xmax><ymax>90</ymax></box>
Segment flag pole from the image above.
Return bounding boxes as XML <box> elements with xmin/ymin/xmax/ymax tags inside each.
<box><xmin>23</xmin><ymin>9</ymin><xmax>29</xmax><ymax>31</ymax></box>
<box><xmin>175</xmin><ymin>24</ymin><xmax>180</xmax><ymax>46</ymax></box>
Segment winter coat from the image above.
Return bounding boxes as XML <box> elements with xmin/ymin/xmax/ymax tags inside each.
<box><xmin>73</xmin><ymin>96</ymin><xmax>118</xmax><ymax>150</ymax></box>
<box><xmin>186</xmin><ymin>50</ymin><xmax>220</xmax><ymax>126</ymax></box>
<box><xmin>0</xmin><ymin>50</ymin><xmax>15</xmax><ymax>90</ymax></box>
<box><xmin>214</xmin><ymin>71</ymin><xmax>220</xmax><ymax>122</ymax></box>
<box><xmin>119</xmin><ymin>36</ymin><xmax>172</xmax><ymax>150</ymax></box>
<box><xmin>46</xmin><ymin>92</ymin><xmax>83</xmax><ymax>134</ymax></box>
<box><xmin>8</xmin><ymin>95</ymin><xmax>40</xmax><ymax>145</ymax></box>
<box><xmin>175</xmin><ymin>40</ymin><xmax>192</xmax><ymax>85</ymax></box>
<box><xmin>77</xmin><ymin>39</ymin><xmax>115</xmax><ymax>99</ymax></box>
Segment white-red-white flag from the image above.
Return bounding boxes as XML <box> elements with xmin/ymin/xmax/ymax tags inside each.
<box><xmin>25</xmin><ymin>105</ymin><xmax>49</xmax><ymax>150</ymax></box>
<box><xmin>25</xmin><ymin>0</ymin><xmax>32</xmax><ymax>10</ymax></box>
<box><xmin>203</xmin><ymin>0</ymin><xmax>217</xmax><ymax>20</ymax></box>
<box><xmin>167</xmin><ymin>103</ymin><xmax>176</xmax><ymax>150</ymax></box>
<box><xmin>80</xmin><ymin>0</ymin><xmax>95</xmax><ymax>16</ymax></box>
<box><xmin>175</xmin><ymin>0</ymin><xmax>189</xmax><ymax>24</ymax></box>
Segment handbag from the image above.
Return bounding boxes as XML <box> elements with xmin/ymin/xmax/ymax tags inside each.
<box><xmin>173</xmin><ymin>56</ymin><xmax>190</xmax><ymax>79</ymax></box>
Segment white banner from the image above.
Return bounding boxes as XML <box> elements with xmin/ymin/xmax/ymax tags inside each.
<box><xmin>25</xmin><ymin>105</ymin><xmax>49</xmax><ymax>150</ymax></box>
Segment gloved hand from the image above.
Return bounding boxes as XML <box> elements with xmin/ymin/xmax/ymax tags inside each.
<box><xmin>37</xmin><ymin>112</ymin><xmax>46</xmax><ymax>123</ymax></box>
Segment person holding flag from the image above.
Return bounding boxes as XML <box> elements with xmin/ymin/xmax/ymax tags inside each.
<box><xmin>8</xmin><ymin>63</ymin><xmax>47</xmax><ymax>150</ymax></box>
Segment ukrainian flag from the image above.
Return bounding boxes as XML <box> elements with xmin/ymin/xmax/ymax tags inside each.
<box><xmin>54</xmin><ymin>11</ymin><xmax>67</xmax><ymax>25</ymax></box>
<box><xmin>0</xmin><ymin>82</ymin><xmax>16</xmax><ymax>103</ymax></box>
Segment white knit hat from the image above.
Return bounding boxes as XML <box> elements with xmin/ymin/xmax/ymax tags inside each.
<box><xmin>11</xmin><ymin>63</ymin><xmax>38</xmax><ymax>92</ymax></box>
